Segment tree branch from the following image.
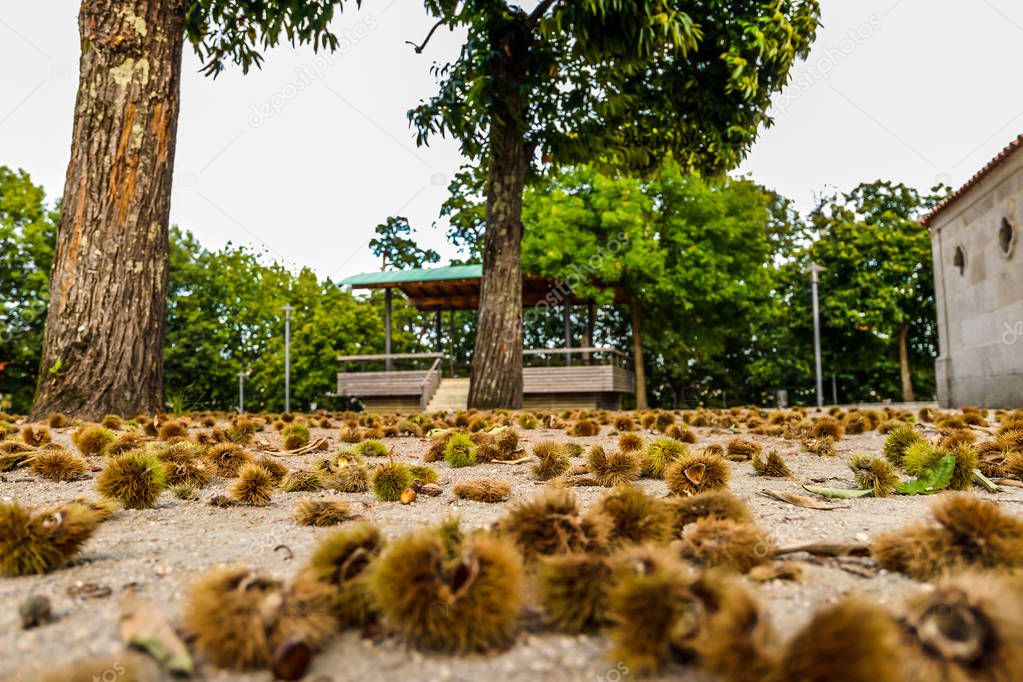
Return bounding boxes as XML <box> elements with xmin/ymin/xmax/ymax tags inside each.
<box><xmin>406</xmin><ymin>19</ymin><xmax>445</xmax><ymax>54</ymax></box>
<box><xmin>527</xmin><ymin>0</ymin><xmax>559</xmax><ymax>29</ymax></box>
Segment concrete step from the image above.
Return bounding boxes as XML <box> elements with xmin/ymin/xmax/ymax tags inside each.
<box><xmin>426</xmin><ymin>378</ymin><xmax>470</xmax><ymax>412</ymax></box>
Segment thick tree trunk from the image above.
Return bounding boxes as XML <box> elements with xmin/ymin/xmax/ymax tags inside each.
<box><xmin>897</xmin><ymin>323</ymin><xmax>914</xmax><ymax>403</ymax></box>
<box><xmin>467</xmin><ymin>117</ymin><xmax>528</xmax><ymax>409</ymax></box>
<box><xmin>467</xmin><ymin>18</ymin><xmax>531</xmax><ymax>409</ymax></box>
<box><xmin>31</xmin><ymin>0</ymin><xmax>185</xmax><ymax>420</ymax></box>
<box><xmin>628</xmin><ymin>293</ymin><xmax>648</xmax><ymax>410</ymax></box>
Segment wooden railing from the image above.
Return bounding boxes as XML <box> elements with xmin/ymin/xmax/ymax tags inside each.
<box><xmin>420</xmin><ymin>357</ymin><xmax>443</xmax><ymax>410</ymax></box>
<box><xmin>522</xmin><ymin>346</ymin><xmax>630</xmax><ymax>368</ymax></box>
<box><xmin>337</xmin><ymin>352</ymin><xmax>444</xmax><ymax>373</ymax></box>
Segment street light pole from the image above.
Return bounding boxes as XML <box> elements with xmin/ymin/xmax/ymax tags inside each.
<box><xmin>809</xmin><ymin>263</ymin><xmax>826</xmax><ymax>408</ymax></box>
<box><xmin>237</xmin><ymin>370</ymin><xmax>246</xmax><ymax>413</ymax></box>
<box><xmin>283</xmin><ymin>305</ymin><xmax>294</xmax><ymax>413</ymax></box>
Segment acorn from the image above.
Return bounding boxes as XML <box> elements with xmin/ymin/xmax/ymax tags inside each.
<box><xmin>769</xmin><ymin>598</ymin><xmax>902</xmax><ymax>682</ymax></box>
<box><xmin>751</xmin><ymin>451</ymin><xmax>792</xmax><ymax>478</ymax></box>
<box><xmin>898</xmin><ymin>572</ymin><xmax>1023</xmax><ymax>682</ymax></box>
<box><xmin>96</xmin><ymin>450</ymin><xmax>167</xmax><ymax>509</ymax></box>
<box><xmin>255</xmin><ymin>455</ymin><xmax>288</xmax><ymax>484</ymax></box>
<box><xmin>71</xmin><ymin>424</ymin><xmax>115</xmax><ymax>456</ymax></box>
<box><xmin>206</xmin><ymin>442</ymin><xmax>254</xmax><ymax>477</ymax></box>
<box><xmin>725</xmin><ymin>438</ymin><xmax>761</xmax><ymax>462</ymax></box>
<box><xmin>370</xmin><ymin>461</ymin><xmax>412</xmax><ymax>502</ymax></box>
<box><xmin>30</xmin><ymin>448</ymin><xmax>87</xmax><ymax>482</ymax></box>
<box><xmin>279</xmin><ymin>469</ymin><xmax>325</xmax><ymax>493</ymax></box>
<box><xmin>354</xmin><ymin>439</ymin><xmax>388</xmax><ymax>457</ymax></box>
<box><xmin>157</xmin><ymin>420</ymin><xmax>188</xmax><ymax>441</ymax></box>
<box><xmin>644</xmin><ymin>438</ymin><xmax>687</xmax><ymax>478</ymax></box>
<box><xmin>848</xmin><ymin>454</ymin><xmax>899</xmax><ymax>497</ymax></box>
<box><xmin>530</xmin><ymin>441</ymin><xmax>570</xmax><ymax>481</ymax></box>
<box><xmin>665</xmin><ymin>451</ymin><xmax>731</xmax><ymax>496</ymax></box>
<box><xmin>330</xmin><ymin>463</ymin><xmax>369</xmax><ymax>493</ymax></box>
<box><xmin>663</xmin><ymin>491</ymin><xmax>752</xmax><ymax>534</ymax></box>
<box><xmin>298</xmin><ymin>521</ymin><xmax>383</xmax><ymax>627</ymax></box>
<box><xmin>443</xmin><ymin>433</ymin><xmax>478</xmax><ymax>468</ymax></box>
<box><xmin>810</xmin><ymin>416</ymin><xmax>844</xmax><ymax>440</ymax></box>
<box><xmin>156</xmin><ymin>442</ymin><xmax>211</xmax><ymax>488</ymax></box>
<box><xmin>229</xmin><ymin>463</ymin><xmax>275</xmax><ymax>506</ymax></box>
<box><xmin>21</xmin><ymin>424</ymin><xmax>51</xmax><ymax>447</ymax></box>
<box><xmin>618</xmin><ymin>432</ymin><xmax>644</xmax><ymax>452</ymax></box>
<box><xmin>0</xmin><ymin>500</ymin><xmax>102</xmax><ymax>576</ymax></box>
<box><xmin>294</xmin><ymin>498</ymin><xmax>356</xmax><ymax>526</ymax></box>
<box><xmin>369</xmin><ymin>525</ymin><xmax>524</xmax><ymax>652</ymax></box>
<box><xmin>570</xmin><ymin>419</ymin><xmax>601</xmax><ymax>437</ymax></box>
<box><xmin>605</xmin><ymin>545</ymin><xmax>711</xmax><ymax>674</ymax></box>
<box><xmin>453</xmin><ymin>478</ymin><xmax>512</xmax><ymax>503</ymax></box>
<box><xmin>871</xmin><ymin>493</ymin><xmax>1023</xmax><ymax>579</ymax></box>
<box><xmin>674</xmin><ymin>518</ymin><xmax>774</xmax><ymax>573</ymax></box>
<box><xmin>535</xmin><ymin>552</ymin><xmax>612</xmax><ymax>633</ymax></box>
<box><xmin>181</xmin><ymin>566</ymin><xmax>335</xmax><ymax>670</ymax></box>
<box><xmin>693</xmin><ymin>579</ymin><xmax>778</xmax><ymax>682</ymax></box>
<box><xmin>591</xmin><ymin>485</ymin><xmax>673</xmax><ymax>547</ymax></box>
<box><xmin>587</xmin><ymin>445</ymin><xmax>641</xmax><ymax>487</ymax></box>
<box><xmin>497</xmin><ymin>488</ymin><xmax>609</xmax><ymax>562</ymax></box>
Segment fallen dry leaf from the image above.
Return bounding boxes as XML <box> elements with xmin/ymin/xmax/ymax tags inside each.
<box><xmin>119</xmin><ymin>586</ymin><xmax>193</xmax><ymax>676</ymax></box>
<box><xmin>759</xmin><ymin>488</ymin><xmax>848</xmax><ymax>510</ymax></box>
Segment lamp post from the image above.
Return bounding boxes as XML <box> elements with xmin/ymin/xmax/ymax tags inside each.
<box><xmin>237</xmin><ymin>370</ymin><xmax>246</xmax><ymax>413</ymax></box>
<box><xmin>808</xmin><ymin>263</ymin><xmax>826</xmax><ymax>408</ymax></box>
<box><xmin>283</xmin><ymin>305</ymin><xmax>294</xmax><ymax>413</ymax></box>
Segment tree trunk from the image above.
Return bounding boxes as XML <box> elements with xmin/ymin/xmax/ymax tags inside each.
<box><xmin>31</xmin><ymin>0</ymin><xmax>185</xmax><ymax>421</ymax></box>
<box><xmin>628</xmin><ymin>293</ymin><xmax>648</xmax><ymax>409</ymax></box>
<box><xmin>897</xmin><ymin>323</ymin><xmax>914</xmax><ymax>403</ymax></box>
<box><xmin>467</xmin><ymin>18</ymin><xmax>531</xmax><ymax>409</ymax></box>
<box><xmin>467</xmin><ymin>116</ymin><xmax>528</xmax><ymax>409</ymax></box>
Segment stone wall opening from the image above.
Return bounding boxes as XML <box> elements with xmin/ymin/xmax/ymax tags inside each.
<box><xmin>953</xmin><ymin>245</ymin><xmax>966</xmax><ymax>275</ymax></box>
<box><xmin>1000</xmin><ymin>218</ymin><xmax>1015</xmax><ymax>256</ymax></box>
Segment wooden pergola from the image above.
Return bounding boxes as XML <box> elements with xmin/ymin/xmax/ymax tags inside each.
<box><xmin>337</xmin><ymin>265</ymin><xmax>635</xmax><ymax>411</ymax></box>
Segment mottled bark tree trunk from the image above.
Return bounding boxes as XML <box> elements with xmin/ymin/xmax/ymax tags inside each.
<box><xmin>467</xmin><ymin>19</ymin><xmax>531</xmax><ymax>409</ymax></box>
<box><xmin>468</xmin><ymin>117</ymin><xmax>528</xmax><ymax>409</ymax></box>
<box><xmin>32</xmin><ymin>0</ymin><xmax>185</xmax><ymax>420</ymax></box>
<box><xmin>628</xmin><ymin>293</ymin><xmax>648</xmax><ymax>410</ymax></box>
<box><xmin>897</xmin><ymin>323</ymin><xmax>914</xmax><ymax>403</ymax></box>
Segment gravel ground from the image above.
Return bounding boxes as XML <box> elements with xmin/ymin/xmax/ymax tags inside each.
<box><xmin>2</xmin><ymin>416</ymin><xmax>1020</xmax><ymax>682</ymax></box>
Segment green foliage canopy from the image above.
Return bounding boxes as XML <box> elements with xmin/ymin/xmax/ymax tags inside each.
<box><xmin>412</xmin><ymin>0</ymin><xmax>821</xmax><ymax>175</ymax></box>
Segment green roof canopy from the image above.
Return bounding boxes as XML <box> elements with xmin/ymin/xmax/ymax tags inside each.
<box><xmin>340</xmin><ymin>264</ymin><xmax>482</xmax><ymax>288</ymax></box>
<box><xmin>340</xmin><ymin>264</ymin><xmax>623</xmax><ymax>312</ymax></box>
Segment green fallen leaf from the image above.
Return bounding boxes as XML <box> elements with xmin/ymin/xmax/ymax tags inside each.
<box><xmin>972</xmin><ymin>468</ymin><xmax>1001</xmax><ymax>493</ymax></box>
<box><xmin>897</xmin><ymin>455</ymin><xmax>955</xmax><ymax>495</ymax></box>
<box><xmin>801</xmin><ymin>485</ymin><xmax>873</xmax><ymax>499</ymax></box>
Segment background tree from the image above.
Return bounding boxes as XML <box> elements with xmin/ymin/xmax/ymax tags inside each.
<box><xmin>166</xmin><ymin>227</ymin><xmax>425</xmax><ymax>412</ymax></box>
<box><xmin>0</xmin><ymin>168</ymin><xmax>57</xmax><ymax>412</ymax></box>
<box><xmin>520</xmin><ymin>163</ymin><xmax>795</xmax><ymax>408</ymax></box>
<box><xmin>369</xmin><ymin>216</ymin><xmax>440</xmax><ymax>270</ymax></box>
<box><xmin>33</xmin><ymin>0</ymin><xmax>360</xmax><ymax>420</ymax></box>
<box><xmin>803</xmin><ymin>181</ymin><xmax>946</xmax><ymax>402</ymax></box>
<box><xmin>410</xmin><ymin>0</ymin><xmax>820</xmax><ymax>408</ymax></box>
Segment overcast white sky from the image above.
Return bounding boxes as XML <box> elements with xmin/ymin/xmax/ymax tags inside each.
<box><xmin>2</xmin><ymin>0</ymin><xmax>1022</xmax><ymax>280</ymax></box>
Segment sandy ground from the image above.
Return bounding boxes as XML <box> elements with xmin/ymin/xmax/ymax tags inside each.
<box><xmin>1</xmin><ymin>417</ymin><xmax>1019</xmax><ymax>682</ymax></box>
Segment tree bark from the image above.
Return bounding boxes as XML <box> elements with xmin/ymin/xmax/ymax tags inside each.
<box><xmin>897</xmin><ymin>323</ymin><xmax>914</xmax><ymax>403</ymax></box>
<box><xmin>467</xmin><ymin>18</ymin><xmax>531</xmax><ymax>409</ymax></box>
<box><xmin>31</xmin><ymin>0</ymin><xmax>185</xmax><ymax>420</ymax></box>
<box><xmin>628</xmin><ymin>293</ymin><xmax>648</xmax><ymax>409</ymax></box>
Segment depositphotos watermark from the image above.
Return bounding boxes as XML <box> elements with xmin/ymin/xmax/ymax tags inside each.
<box><xmin>1003</xmin><ymin>321</ymin><xmax>1023</xmax><ymax>346</ymax></box>
<box><xmin>773</xmin><ymin>15</ymin><xmax>882</xmax><ymax>114</ymax></box>
<box><xmin>501</xmin><ymin>232</ymin><xmax>628</xmax><ymax>344</ymax></box>
<box><xmin>247</xmin><ymin>16</ymin><xmax>378</xmax><ymax>128</ymax></box>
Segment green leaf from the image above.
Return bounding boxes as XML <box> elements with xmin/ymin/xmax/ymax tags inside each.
<box><xmin>896</xmin><ymin>455</ymin><xmax>956</xmax><ymax>495</ymax></box>
<box><xmin>801</xmin><ymin>484</ymin><xmax>873</xmax><ymax>499</ymax></box>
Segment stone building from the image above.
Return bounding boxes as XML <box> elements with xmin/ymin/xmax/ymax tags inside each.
<box><xmin>923</xmin><ymin>135</ymin><xmax>1023</xmax><ymax>408</ymax></box>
